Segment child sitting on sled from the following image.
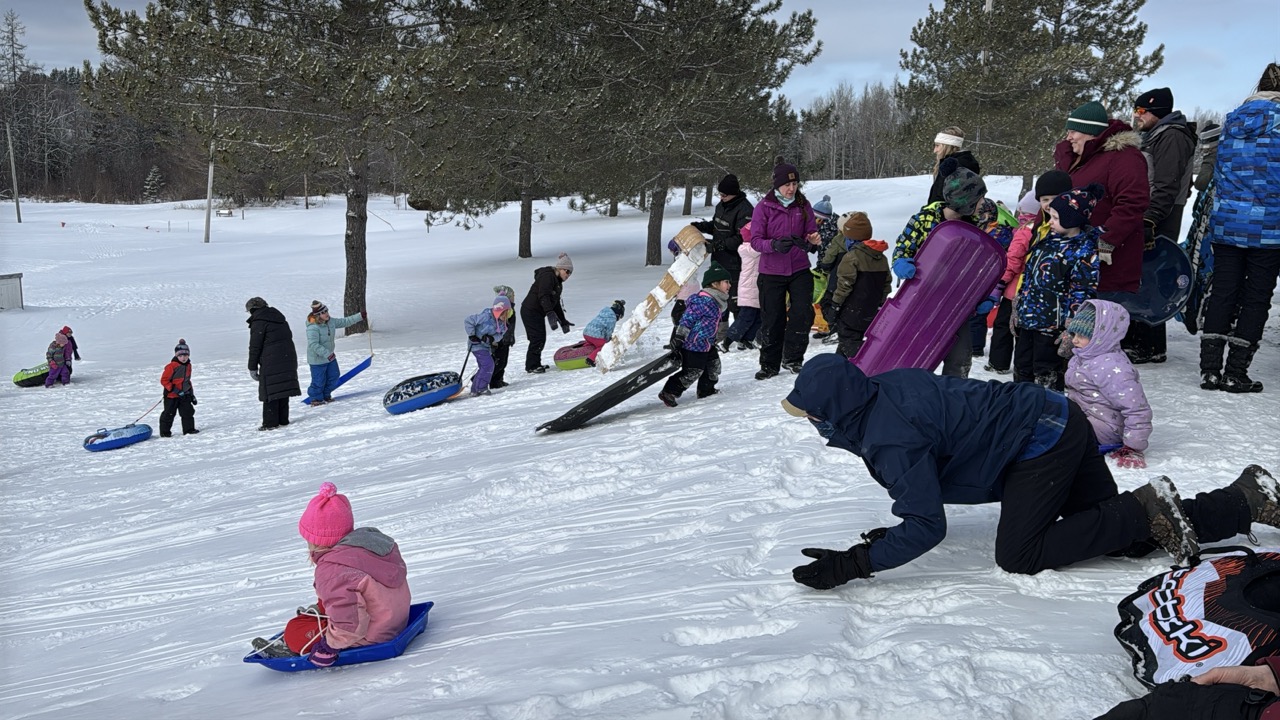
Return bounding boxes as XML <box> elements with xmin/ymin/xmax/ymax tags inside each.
<box><xmin>44</xmin><ymin>331</ymin><xmax>72</xmax><ymax>387</ymax></box>
<box><xmin>159</xmin><ymin>338</ymin><xmax>198</xmax><ymax>437</ymax></box>
<box><xmin>465</xmin><ymin>295</ymin><xmax>512</xmax><ymax>396</ymax></box>
<box><xmin>658</xmin><ymin>262</ymin><xmax>732</xmax><ymax>408</ymax></box>
<box><xmin>582</xmin><ymin>299</ymin><xmax>625</xmax><ymax>366</ymax></box>
<box><xmin>252</xmin><ymin>482</ymin><xmax>411</xmax><ymax>665</ymax></box>
<box><xmin>1063</xmin><ymin>300</ymin><xmax>1153</xmax><ymax>469</ymax></box>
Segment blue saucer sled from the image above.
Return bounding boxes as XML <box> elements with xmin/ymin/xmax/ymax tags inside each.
<box><xmin>244</xmin><ymin>601</ymin><xmax>433</xmax><ymax>672</ymax></box>
<box><xmin>83</xmin><ymin>424</ymin><xmax>152</xmax><ymax>452</ymax></box>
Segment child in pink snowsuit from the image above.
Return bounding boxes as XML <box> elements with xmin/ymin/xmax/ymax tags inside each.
<box><xmin>298</xmin><ymin>482</ymin><xmax>411</xmax><ymax>667</ymax></box>
<box><xmin>45</xmin><ymin>332</ymin><xmax>71</xmax><ymax>387</ymax></box>
<box><xmin>1064</xmin><ymin>299</ymin><xmax>1154</xmax><ymax>469</ymax></box>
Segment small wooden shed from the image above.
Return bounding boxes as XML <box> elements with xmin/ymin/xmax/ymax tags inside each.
<box><xmin>0</xmin><ymin>272</ymin><xmax>23</xmax><ymax>310</ymax></box>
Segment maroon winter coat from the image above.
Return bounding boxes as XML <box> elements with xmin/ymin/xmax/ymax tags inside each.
<box><xmin>1053</xmin><ymin>120</ymin><xmax>1150</xmax><ymax>293</ymax></box>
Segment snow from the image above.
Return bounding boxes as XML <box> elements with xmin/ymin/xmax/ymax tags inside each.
<box><xmin>1</xmin><ymin>178</ymin><xmax>1278</xmax><ymax>720</ymax></box>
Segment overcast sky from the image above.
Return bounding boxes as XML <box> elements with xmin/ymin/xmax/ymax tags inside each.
<box><xmin>9</xmin><ymin>0</ymin><xmax>1277</xmax><ymax>118</ymax></box>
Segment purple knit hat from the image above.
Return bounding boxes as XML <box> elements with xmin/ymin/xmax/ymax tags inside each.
<box><xmin>298</xmin><ymin>482</ymin><xmax>354</xmax><ymax>546</ymax></box>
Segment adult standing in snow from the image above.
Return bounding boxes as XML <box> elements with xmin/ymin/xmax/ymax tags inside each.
<box><xmin>1124</xmin><ymin>87</ymin><xmax>1196</xmax><ymax>365</ymax></box>
<box><xmin>304</xmin><ymin>300</ymin><xmax>366</xmax><ymax>405</ymax></box>
<box><xmin>1199</xmin><ymin>63</ymin><xmax>1280</xmax><ymax>394</ymax></box>
<box><xmin>750</xmin><ymin>157</ymin><xmax>821</xmax><ymax>379</ymax></box>
<box><xmin>521</xmin><ymin>253</ymin><xmax>574</xmax><ymax>374</ymax></box>
<box><xmin>1054</xmin><ymin>101</ymin><xmax>1150</xmax><ymax>295</ymax></box>
<box><xmin>246</xmin><ymin>296</ymin><xmax>301</xmax><ymax>431</ymax></box>
<box><xmin>690</xmin><ymin>174</ymin><xmax>753</xmax><ymax>325</ymax></box>
<box><xmin>927</xmin><ymin>126</ymin><xmax>980</xmax><ymax>205</ymax></box>
<box><xmin>782</xmin><ymin>354</ymin><xmax>1280</xmax><ymax>587</ymax></box>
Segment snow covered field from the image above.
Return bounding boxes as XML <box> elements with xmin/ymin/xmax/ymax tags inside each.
<box><xmin>2</xmin><ymin>177</ymin><xmax>1278</xmax><ymax>719</ymax></box>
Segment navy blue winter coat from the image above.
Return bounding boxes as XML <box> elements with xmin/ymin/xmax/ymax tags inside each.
<box><xmin>784</xmin><ymin>354</ymin><xmax>1055</xmax><ymax>573</ymax></box>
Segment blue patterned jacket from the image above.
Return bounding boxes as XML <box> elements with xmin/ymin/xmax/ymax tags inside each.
<box><xmin>1211</xmin><ymin>97</ymin><xmax>1280</xmax><ymax>249</ymax></box>
<box><xmin>1015</xmin><ymin>227</ymin><xmax>1101</xmax><ymax>332</ymax></box>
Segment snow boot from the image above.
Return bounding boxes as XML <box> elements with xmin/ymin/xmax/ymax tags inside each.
<box><xmin>718</xmin><ymin>338</ymin><xmax>733</xmax><ymax>353</ymax></box>
<box><xmin>658</xmin><ymin>391</ymin><xmax>679</xmax><ymax>407</ymax></box>
<box><xmin>783</xmin><ymin>361</ymin><xmax>804</xmax><ymax>374</ymax></box>
<box><xmin>1132</xmin><ymin>476</ymin><xmax>1200</xmax><ymax>565</ymax></box>
<box><xmin>1201</xmin><ymin>371</ymin><xmax>1222</xmax><ymax>391</ymax></box>
<box><xmin>737</xmin><ymin>340</ymin><xmax>756</xmax><ymax>351</ymax></box>
<box><xmin>983</xmin><ymin>363</ymin><xmax>1011</xmax><ymax>375</ymax></box>
<box><xmin>527</xmin><ymin>365</ymin><xmax>548</xmax><ymax>374</ymax></box>
<box><xmin>1200</xmin><ymin>336</ymin><xmax>1227</xmax><ymax>377</ymax></box>
<box><xmin>755</xmin><ymin>368</ymin><xmax>779</xmax><ymax>381</ymax></box>
<box><xmin>251</xmin><ymin>637</ymin><xmax>297</xmax><ymax>659</ymax></box>
<box><xmin>1223</xmin><ymin>342</ymin><xmax>1263</xmax><ymax>393</ymax></box>
<box><xmin>1229</xmin><ymin>465</ymin><xmax>1280</xmax><ymax>528</ymax></box>
<box><xmin>696</xmin><ymin>388</ymin><xmax>719</xmax><ymax>400</ymax></box>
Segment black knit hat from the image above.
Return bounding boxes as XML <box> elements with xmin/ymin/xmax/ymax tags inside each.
<box><xmin>939</xmin><ymin>157</ymin><xmax>986</xmax><ymax>216</ymax></box>
<box><xmin>1034</xmin><ymin>170</ymin><xmax>1073</xmax><ymax>200</ymax></box>
<box><xmin>245</xmin><ymin>297</ymin><xmax>267</xmax><ymax>312</ymax></box>
<box><xmin>1134</xmin><ymin>87</ymin><xmax>1173</xmax><ymax>119</ymax></box>
<box><xmin>717</xmin><ymin>174</ymin><xmax>741</xmax><ymax>196</ymax></box>
<box><xmin>611</xmin><ymin>299</ymin><xmax>626</xmax><ymax>318</ymax></box>
<box><xmin>174</xmin><ymin>338</ymin><xmax>190</xmax><ymax>356</ymax></box>
<box><xmin>1050</xmin><ymin>183</ymin><xmax>1106</xmax><ymax>230</ymax></box>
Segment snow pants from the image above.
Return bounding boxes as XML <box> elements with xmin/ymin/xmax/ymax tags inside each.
<box><xmin>726</xmin><ymin>306</ymin><xmax>761</xmax><ymax>344</ymax></box>
<box><xmin>521</xmin><ymin>306</ymin><xmax>550</xmax><ymax>371</ymax></box>
<box><xmin>969</xmin><ymin>313</ymin><xmax>988</xmax><ymax>356</ymax></box>
<box><xmin>1200</xmin><ymin>244</ymin><xmax>1280</xmax><ymax>374</ymax></box>
<box><xmin>470</xmin><ymin>347</ymin><xmax>494</xmax><ymax>394</ymax></box>
<box><xmin>995</xmin><ymin>400</ymin><xmax>1252</xmax><ymax>575</ymax></box>
<box><xmin>262</xmin><ymin>398</ymin><xmax>290</xmax><ymax>430</ymax></box>
<box><xmin>159</xmin><ymin>395</ymin><xmax>196</xmax><ymax>436</ymax></box>
<box><xmin>757</xmin><ymin>270</ymin><xmax>814</xmax><ymax>372</ymax></box>
<box><xmin>307</xmin><ymin>360</ymin><xmax>340</xmax><ymax>403</ymax></box>
<box><xmin>1013</xmin><ymin>328</ymin><xmax>1064</xmax><ymax>389</ymax></box>
<box><xmin>661</xmin><ymin>348</ymin><xmax>720</xmax><ymax>399</ymax></box>
<box><xmin>44</xmin><ymin>364</ymin><xmax>69</xmax><ymax>387</ymax></box>
<box><xmin>987</xmin><ymin>299</ymin><xmax>1014</xmax><ymax>372</ymax></box>
<box><xmin>491</xmin><ymin>340</ymin><xmax>512</xmax><ymax>386</ymax></box>
<box><xmin>940</xmin><ymin>326</ymin><xmax>972</xmax><ymax>378</ymax></box>
<box><xmin>583</xmin><ymin>335</ymin><xmax>607</xmax><ymax>362</ymax></box>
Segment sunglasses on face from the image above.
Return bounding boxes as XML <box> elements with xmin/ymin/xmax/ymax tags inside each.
<box><xmin>1134</xmin><ymin>107</ymin><xmax>1149</xmax><ymax>115</ymax></box>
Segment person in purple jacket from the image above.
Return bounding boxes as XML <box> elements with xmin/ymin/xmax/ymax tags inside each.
<box><xmin>750</xmin><ymin>157</ymin><xmax>822</xmax><ymax>379</ymax></box>
<box><xmin>659</xmin><ymin>263</ymin><xmax>732</xmax><ymax>407</ymax></box>
<box><xmin>1064</xmin><ymin>300</ymin><xmax>1153</xmax><ymax>469</ymax></box>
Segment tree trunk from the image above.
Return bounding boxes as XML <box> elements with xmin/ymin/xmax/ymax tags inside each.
<box><xmin>342</xmin><ymin>157</ymin><xmax>369</xmax><ymax>336</ymax></box>
<box><xmin>705</xmin><ymin>183</ymin><xmax>713</xmax><ymax>207</ymax></box>
<box><xmin>608</xmin><ymin>199</ymin><xmax>618</xmax><ymax>217</ymax></box>
<box><xmin>519</xmin><ymin>187</ymin><xmax>534</xmax><ymax>258</ymax></box>
<box><xmin>646</xmin><ymin>183</ymin><xmax>667</xmax><ymax>266</ymax></box>
<box><xmin>681</xmin><ymin>177</ymin><xmax>693</xmax><ymax>216</ymax></box>
<box><xmin>1020</xmin><ymin>172</ymin><xmax>1033</xmax><ymax>199</ymax></box>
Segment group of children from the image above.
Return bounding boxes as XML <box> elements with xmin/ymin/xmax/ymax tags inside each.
<box><xmin>42</xmin><ymin>326</ymin><xmax>80</xmax><ymax>387</ymax></box>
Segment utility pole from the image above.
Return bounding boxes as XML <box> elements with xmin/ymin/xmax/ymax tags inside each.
<box><xmin>5</xmin><ymin>122</ymin><xmax>20</xmax><ymax>223</ymax></box>
<box><xmin>202</xmin><ymin>109</ymin><xmax>216</xmax><ymax>244</ymax></box>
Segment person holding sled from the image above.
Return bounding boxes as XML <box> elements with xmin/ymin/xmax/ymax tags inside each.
<box><xmin>892</xmin><ymin>156</ymin><xmax>989</xmax><ymax>378</ymax></box>
<box><xmin>464</xmin><ymin>295</ymin><xmax>511</xmax><ymax>396</ymax></box>
<box><xmin>658</xmin><ymin>262</ymin><xmax>731</xmax><ymax>408</ymax></box>
<box><xmin>304</xmin><ymin>300</ymin><xmax>366</xmax><ymax>405</ymax></box>
<box><xmin>246</xmin><ymin>297</ymin><xmax>301</xmax><ymax>431</ymax></box>
<box><xmin>44</xmin><ymin>331</ymin><xmax>72</xmax><ymax>387</ymax></box>
<box><xmin>159</xmin><ymin>338</ymin><xmax>198</xmax><ymax>437</ymax></box>
<box><xmin>690</xmin><ymin>173</ymin><xmax>753</xmax><ymax>331</ymax></box>
<box><xmin>582</xmin><ymin>299</ymin><xmax>625</xmax><ymax>366</ymax></box>
<box><xmin>285</xmin><ymin>482</ymin><xmax>411</xmax><ymax>667</ymax></box>
<box><xmin>782</xmin><ymin>354</ymin><xmax>1280</xmax><ymax>589</ymax></box>
<box><xmin>521</xmin><ymin>253</ymin><xmax>574</xmax><ymax>374</ymax></box>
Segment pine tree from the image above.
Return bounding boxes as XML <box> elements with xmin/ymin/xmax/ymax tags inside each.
<box><xmin>897</xmin><ymin>0</ymin><xmax>1164</xmax><ymax>183</ymax></box>
<box><xmin>142</xmin><ymin>165</ymin><xmax>164</xmax><ymax>203</ymax></box>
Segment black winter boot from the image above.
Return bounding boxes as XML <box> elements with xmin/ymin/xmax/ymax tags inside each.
<box><xmin>1223</xmin><ymin>342</ymin><xmax>1264</xmax><ymax>393</ymax></box>
<box><xmin>1201</xmin><ymin>371</ymin><xmax>1222</xmax><ymax>391</ymax></box>
<box><xmin>1200</xmin><ymin>336</ymin><xmax>1226</xmax><ymax>376</ymax></box>
<box><xmin>1230</xmin><ymin>465</ymin><xmax>1280</xmax><ymax>528</ymax></box>
<box><xmin>1132</xmin><ymin>476</ymin><xmax>1200</xmax><ymax>565</ymax></box>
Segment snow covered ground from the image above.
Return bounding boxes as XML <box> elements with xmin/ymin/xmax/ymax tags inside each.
<box><xmin>1</xmin><ymin>177</ymin><xmax>1277</xmax><ymax>720</ymax></box>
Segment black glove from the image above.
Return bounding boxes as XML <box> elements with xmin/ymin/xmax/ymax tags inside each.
<box><xmin>791</xmin><ymin>542</ymin><xmax>874</xmax><ymax>590</ymax></box>
<box><xmin>670</xmin><ymin>327</ymin><xmax>688</xmax><ymax>350</ymax></box>
<box><xmin>1143</xmin><ymin>221</ymin><xmax>1157</xmax><ymax>251</ymax></box>
<box><xmin>561</xmin><ymin>319</ymin><xmax>573</xmax><ymax>335</ymax></box>
<box><xmin>189</xmin><ymin>395</ymin><xmax>197</xmax><ymax>406</ymax></box>
<box><xmin>468</xmin><ymin>334</ymin><xmax>481</xmax><ymax>344</ymax></box>
<box><xmin>1093</xmin><ymin>679</ymin><xmax>1274</xmax><ymax>720</ymax></box>
<box><xmin>482</xmin><ymin>334</ymin><xmax>494</xmax><ymax>345</ymax></box>
<box><xmin>547</xmin><ymin>313</ymin><xmax>559</xmax><ymax>331</ymax></box>
<box><xmin>824</xmin><ymin>301</ymin><xmax>841</xmax><ymax>322</ymax></box>
<box><xmin>249</xmin><ymin>369</ymin><xmax>259</xmax><ymax>382</ymax></box>
<box><xmin>770</xmin><ymin>236</ymin><xmax>796</xmax><ymax>253</ymax></box>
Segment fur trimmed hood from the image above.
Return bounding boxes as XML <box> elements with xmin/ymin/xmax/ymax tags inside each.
<box><xmin>1102</xmin><ymin>129</ymin><xmax>1142</xmax><ymax>153</ymax></box>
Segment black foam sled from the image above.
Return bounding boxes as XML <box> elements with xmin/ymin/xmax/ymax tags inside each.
<box><xmin>537</xmin><ymin>351</ymin><xmax>681</xmax><ymax>432</ymax></box>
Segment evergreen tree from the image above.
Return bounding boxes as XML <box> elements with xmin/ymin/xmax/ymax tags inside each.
<box><xmin>897</xmin><ymin>0</ymin><xmax>1163</xmax><ymax>185</ymax></box>
<box><xmin>142</xmin><ymin>165</ymin><xmax>164</xmax><ymax>203</ymax></box>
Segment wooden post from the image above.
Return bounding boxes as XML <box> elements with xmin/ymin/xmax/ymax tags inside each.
<box><xmin>5</xmin><ymin>123</ymin><xmax>20</xmax><ymax>223</ymax></box>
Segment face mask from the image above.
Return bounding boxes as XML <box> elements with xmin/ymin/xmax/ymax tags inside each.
<box><xmin>809</xmin><ymin>418</ymin><xmax>835</xmax><ymax>439</ymax></box>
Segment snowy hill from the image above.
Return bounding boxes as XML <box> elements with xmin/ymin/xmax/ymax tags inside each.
<box><xmin>1</xmin><ymin>178</ymin><xmax>1277</xmax><ymax>719</ymax></box>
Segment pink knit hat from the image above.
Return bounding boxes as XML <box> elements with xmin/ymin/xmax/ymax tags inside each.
<box><xmin>298</xmin><ymin>482</ymin><xmax>354</xmax><ymax>546</ymax></box>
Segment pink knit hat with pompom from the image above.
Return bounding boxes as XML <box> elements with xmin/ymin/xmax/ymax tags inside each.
<box><xmin>298</xmin><ymin>482</ymin><xmax>354</xmax><ymax>546</ymax></box>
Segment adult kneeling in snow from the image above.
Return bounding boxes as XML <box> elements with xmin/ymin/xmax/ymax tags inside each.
<box><xmin>783</xmin><ymin>354</ymin><xmax>1280</xmax><ymax>588</ymax></box>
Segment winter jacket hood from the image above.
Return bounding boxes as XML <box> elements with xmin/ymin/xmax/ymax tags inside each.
<box><xmin>1070</xmin><ymin>298</ymin><xmax>1127</xmax><ymax>361</ymax></box>
<box><xmin>1065</xmin><ymin>300</ymin><xmax>1153</xmax><ymax>451</ymax></box>
<box><xmin>314</xmin><ymin>527</ymin><xmax>408</xmax><ymax>589</ymax></box>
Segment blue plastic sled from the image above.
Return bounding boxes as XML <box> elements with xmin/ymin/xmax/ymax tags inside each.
<box><xmin>1098</xmin><ymin>236</ymin><xmax>1192</xmax><ymax>327</ymax></box>
<box><xmin>84</xmin><ymin>424</ymin><xmax>153</xmax><ymax>452</ymax></box>
<box><xmin>302</xmin><ymin>355</ymin><xmax>373</xmax><ymax>405</ymax></box>
<box><xmin>383</xmin><ymin>372</ymin><xmax>464</xmax><ymax>415</ymax></box>
<box><xmin>243</xmin><ymin>601</ymin><xmax>433</xmax><ymax>672</ymax></box>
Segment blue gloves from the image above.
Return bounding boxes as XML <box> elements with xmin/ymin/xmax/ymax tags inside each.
<box><xmin>975</xmin><ymin>299</ymin><xmax>995</xmax><ymax>314</ymax></box>
<box><xmin>892</xmin><ymin>258</ymin><xmax>916</xmax><ymax>280</ymax></box>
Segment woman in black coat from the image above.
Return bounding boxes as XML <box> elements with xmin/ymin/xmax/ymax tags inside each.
<box><xmin>927</xmin><ymin>126</ymin><xmax>981</xmax><ymax>205</ymax></box>
<box><xmin>246</xmin><ymin>297</ymin><xmax>301</xmax><ymax>430</ymax></box>
<box><xmin>521</xmin><ymin>253</ymin><xmax>574</xmax><ymax>373</ymax></box>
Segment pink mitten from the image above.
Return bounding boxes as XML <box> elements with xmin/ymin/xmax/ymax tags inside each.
<box><xmin>1110</xmin><ymin>446</ymin><xmax>1147</xmax><ymax>469</ymax></box>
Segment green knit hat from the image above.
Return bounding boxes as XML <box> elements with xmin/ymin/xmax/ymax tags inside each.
<box><xmin>702</xmin><ymin>261</ymin><xmax>731</xmax><ymax>287</ymax></box>
<box><xmin>1065</xmin><ymin>101</ymin><xmax>1110</xmax><ymax>136</ymax></box>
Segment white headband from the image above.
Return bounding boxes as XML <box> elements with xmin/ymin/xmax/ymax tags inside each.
<box><xmin>934</xmin><ymin>132</ymin><xmax>964</xmax><ymax>148</ymax></box>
